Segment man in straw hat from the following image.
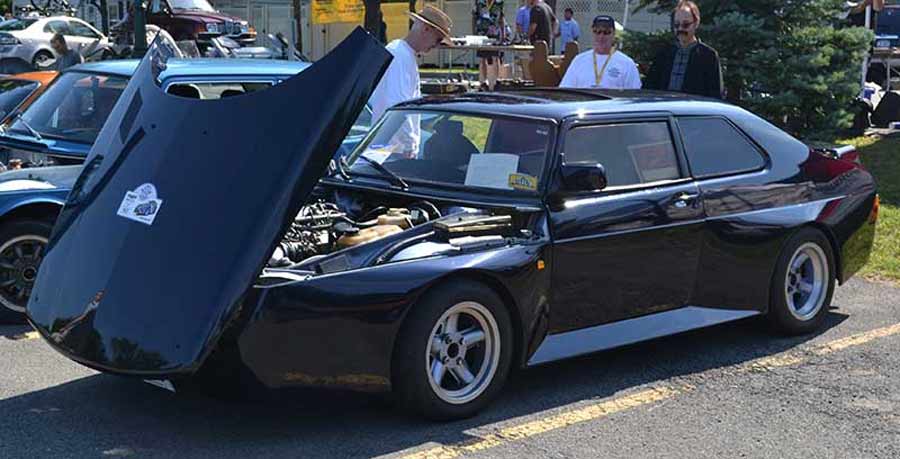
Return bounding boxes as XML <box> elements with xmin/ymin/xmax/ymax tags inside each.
<box><xmin>369</xmin><ymin>5</ymin><xmax>452</xmax><ymax>156</ymax></box>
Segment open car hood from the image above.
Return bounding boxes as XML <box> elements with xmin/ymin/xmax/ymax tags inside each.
<box><xmin>26</xmin><ymin>28</ymin><xmax>391</xmax><ymax>375</ymax></box>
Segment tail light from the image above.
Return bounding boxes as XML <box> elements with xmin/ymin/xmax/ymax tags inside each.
<box><xmin>0</xmin><ymin>34</ymin><xmax>20</xmax><ymax>45</ymax></box>
<box><xmin>870</xmin><ymin>194</ymin><xmax>880</xmax><ymax>224</ymax></box>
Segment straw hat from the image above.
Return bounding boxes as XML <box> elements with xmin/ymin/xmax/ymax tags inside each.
<box><xmin>408</xmin><ymin>5</ymin><xmax>453</xmax><ymax>46</ymax></box>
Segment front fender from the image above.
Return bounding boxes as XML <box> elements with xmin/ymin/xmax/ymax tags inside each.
<box><xmin>237</xmin><ymin>242</ymin><xmax>551</xmax><ymax>391</ymax></box>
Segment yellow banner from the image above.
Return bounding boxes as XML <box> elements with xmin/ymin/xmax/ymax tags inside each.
<box><xmin>311</xmin><ymin>0</ymin><xmax>365</xmax><ymax>25</ymax></box>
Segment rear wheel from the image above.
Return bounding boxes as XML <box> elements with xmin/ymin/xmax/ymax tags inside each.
<box><xmin>392</xmin><ymin>280</ymin><xmax>513</xmax><ymax>420</ymax></box>
<box><xmin>768</xmin><ymin>228</ymin><xmax>835</xmax><ymax>335</ymax></box>
<box><xmin>31</xmin><ymin>50</ymin><xmax>54</xmax><ymax>70</ymax></box>
<box><xmin>0</xmin><ymin>220</ymin><xmax>52</xmax><ymax>324</ymax></box>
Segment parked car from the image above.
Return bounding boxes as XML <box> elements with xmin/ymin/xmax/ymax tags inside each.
<box><xmin>25</xmin><ymin>29</ymin><xmax>878</xmax><ymax>420</ymax></box>
<box><xmin>0</xmin><ymin>57</ymin><xmax>371</xmax><ymax>322</ymax></box>
<box><xmin>112</xmin><ymin>0</ymin><xmax>256</xmax><ymax>51</ymax></box>
<box><xmin>0</xmin><ymin>16</ymin><xmax>111</xmax><ymax>69</ymax></box>
<box><xmin>0</xmin><ymin>70</ymin><xmax>56</xmax><ymax>124</ymax></box>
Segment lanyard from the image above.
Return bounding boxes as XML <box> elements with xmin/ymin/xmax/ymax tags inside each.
<box><xmin>592</xmin><ymin>46</ymin><xmax>616</xmax><ymax>87</ymax></box>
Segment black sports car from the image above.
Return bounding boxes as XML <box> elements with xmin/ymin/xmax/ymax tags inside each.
<box><xmin>27</xmin><ymin>29</ymin><xmax>878</xmax><ymax>420</ymax></box>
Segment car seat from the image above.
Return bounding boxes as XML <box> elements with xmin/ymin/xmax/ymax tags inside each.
<box><xmin>167</xmin><ymin>84</ymin><xmax>201</xmax><ymax>99</ymax></box>
<box><xmin>220</xmin><ymin>89</ymin><xmax>244</xmax><ymax>98</ymax></box>
<box><xmin>423</xmin><ymin>119</ymin><xmax>478</xmax><ymax>172</ymax></box>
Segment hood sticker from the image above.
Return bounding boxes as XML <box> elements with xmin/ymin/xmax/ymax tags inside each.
<box><xmin>117</xmin><ymin>183</ymin><xmax>163</xmax><ymax>226</ymax></box>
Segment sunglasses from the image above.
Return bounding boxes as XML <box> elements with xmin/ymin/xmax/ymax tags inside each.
<box><xmin>673</xmin><ymin>20</ymin><xmax>695</xmax><ymax>29</ymax></box>
<box><xmin>592</xmin><ymin>28</ymin><xmax>613</xmax><ymax>36</ymax></box>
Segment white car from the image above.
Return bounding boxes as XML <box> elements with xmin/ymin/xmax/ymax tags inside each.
<box><xmin>0</xmin><ymin>16</ymin><xmax>110</xmax><ymax>69</ymax></box>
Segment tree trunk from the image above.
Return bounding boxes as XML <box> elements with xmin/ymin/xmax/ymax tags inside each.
<box><xmin>364</xmin><ymin>0</ymin><xmax>384</xmax><ymax>43</ymax></box>
<box><xmin>292</xmin><ymin>0</ymin><xmax>303</xmax><ymax>53</ymax></box>
<box><xmin>99</xmin><ymin>0</ymin><xmax>110</xmax><ymax>35</ymax></box>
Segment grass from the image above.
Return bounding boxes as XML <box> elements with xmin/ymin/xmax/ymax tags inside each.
<box><xmin>839</xmin><ymin>134</ymin><xmax>900</xmax><ymax>283</ymax></box>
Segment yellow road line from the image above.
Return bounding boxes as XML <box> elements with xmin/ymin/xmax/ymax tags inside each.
<box><xmin>399</xmin><ymin>322</ymin><xmax>900</xmax><ymax>459</ymax></box>
<box><xmin>3</xmin><ymin>330</ymin><xmax>39</xmax><ymax>341</ymax></box>
<box><xmin>402</xmin><ymin>386</ymin><xmax>688</xmax><ymax>459</ymax></box>
<box><xmin>813</xmin><ymin>322</ymin><xmax>900</xmax><ymax>355</ymax></box>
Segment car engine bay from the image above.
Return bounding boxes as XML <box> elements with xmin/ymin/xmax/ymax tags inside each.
<box><xmin>265</xmin><ymin>189</ymin><xmax>529</xmax><ymax>271</ymax></box>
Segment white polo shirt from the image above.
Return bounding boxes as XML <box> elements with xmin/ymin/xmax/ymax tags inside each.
<box><xmin>559</xmin><ymin>50</ymin><xmax>642</xmax><ymax>90</ymax></box>
<box><xmin>369</xmin><ymin>39</ymin><xmax>421</xmax><ymax>154</ymax></box>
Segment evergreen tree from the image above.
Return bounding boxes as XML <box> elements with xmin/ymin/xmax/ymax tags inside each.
<box><xmin>624</xmin><ymin>0</ymin><xmax>873</xmax><ymax>138</ymax></box>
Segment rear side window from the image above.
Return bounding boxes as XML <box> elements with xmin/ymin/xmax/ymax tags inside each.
<box><xmin>564</xmin><ymin>122</ymin><xmax>681</xmax><ymax>187</ymax></box>
<box><xmin>43</xmin><ymin>20</ymin><xmax>70</xmax><ymax>35</ymax></box>
<box><xmin>678</xmin><ymin>117</ymin><xmax>766</xmax><ymax>178</ymax></box>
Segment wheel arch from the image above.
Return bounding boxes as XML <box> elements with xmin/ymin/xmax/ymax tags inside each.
<box><xmin>400</xmin><ymin>269</ymin><xmax>526</xmax><ymax>374</ymax></box>
<box><xmin>765</xmin><ymin>222</ymin><xmax>842</xmax><ymax>313</ymax></box>
<box><xmin>0</xmin><ymin>200</ymin><xmax>63</xmax><ymax>227</ymax></box>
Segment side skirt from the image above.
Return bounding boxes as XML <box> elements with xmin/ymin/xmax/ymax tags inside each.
<box><xmin>527</xmin><ymin>306</ymin><xmax>760</xmax><ymax>366</ymax></box>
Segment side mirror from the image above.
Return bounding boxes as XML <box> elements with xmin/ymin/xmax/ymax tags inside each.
<box><xmin>560</xmin><ymin>163</ymin><xmax>607</xmax><ymax>192</ymax></box>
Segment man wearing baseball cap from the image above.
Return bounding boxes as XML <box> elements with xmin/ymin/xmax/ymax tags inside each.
<box><xmin>369</xmin><ymin>5</ymin><xmax>453</xmax><ymax>155</ymax></box>
<box><xmin>559</xmin><ymin>15</ymin><xmax>641</xmax><ymax>89</ymax></box>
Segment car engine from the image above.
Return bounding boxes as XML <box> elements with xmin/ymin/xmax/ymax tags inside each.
<box><xmin>267</xmin><ymin>200</ymin><xmax>440</xmax><ymax>267</ymax></box>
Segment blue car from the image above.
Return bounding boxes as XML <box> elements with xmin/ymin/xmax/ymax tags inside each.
<box><xmin>0</xmin><ymin>58</ymin><xmax>373</xmax><ymax>321</ymax></box>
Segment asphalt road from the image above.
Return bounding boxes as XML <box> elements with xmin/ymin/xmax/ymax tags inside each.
<box><xmin>1</xmin><ymin>278</ymin><xmax>898</xmax><ymax>459</ymax></box>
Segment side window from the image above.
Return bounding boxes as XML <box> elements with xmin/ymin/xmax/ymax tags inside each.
<box><xmin>69</xmin><ymin>21</ymin><xmax>100</xmax><ymax>38</ymax></box>
<box><xmin>43</xmin><ymin>20</ymin><xmax>70</xmax><ymax>35</ymax></box>
<box><xmin>165</xmin><ymin>81</ymin><xmax>273</xmax><ymax>100</ymax></box>
<box><xmin>564</xmin><ymin>122</ymin><xmax>681</xmax><ymax>187</ymax></box>
<box><xmin>678</xmin><ymin>117</ymin><xmax>766</xmax><ymax>178</ymax></box>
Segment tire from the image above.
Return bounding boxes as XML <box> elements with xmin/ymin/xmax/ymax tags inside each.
<box><xmin>392</xmin><ymin>280</ymin><xmax>514</xmax><ymax>420</ymax></box>
<box><xmin>0</xmin><ymin>219</ymin><xmax>53</xmax><ymax>324</ymax></box>
<box><xmin>767</xmin><ymin>228</ymin><xmax>836</xmax><ymax>335</ymax></box>
<box><xmin>31</xmin><ymin>50</ymin><xmax>54</xmax><ymax>71</ymax></box>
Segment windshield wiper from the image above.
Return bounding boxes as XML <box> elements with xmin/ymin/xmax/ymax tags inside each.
<box><xmin>13</xmin><ymin>113</ymin><xmax>42</xmax><ymax>141</ymax></box>
<box><xmin>354</xmin><ymin>155</ymin><xmax>409</xmax><ymax>189</ymax></box>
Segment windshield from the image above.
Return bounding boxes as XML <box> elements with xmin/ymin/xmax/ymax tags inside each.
<box><xmin>8</xmin><ymin>72</ymin><xmax>129</xmax><ymax>144</ymax></box>
<box><xmin>0</xmin><ymin>19</ymin><xmax>36</xmax><ymax>31</ymax></box>
<box><xmin>347</xmin><ymin>110</ymin><xmax>552</xmax><ymax>193</ymax></box>
<box><xmin>169</xmin><ymin>0</ymin><xmax>216</xmax><ymax>11</ymax></box>
<box><xmin>0</xmin><ymin>79</ymin><xmax>40</xmax><ymax>120</ymax></box>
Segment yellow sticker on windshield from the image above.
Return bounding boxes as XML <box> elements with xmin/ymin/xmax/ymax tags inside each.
<box><xmin>508</xmin><ymin>173</ymin><xmax>538</xmax><ymax>191</ymax></box>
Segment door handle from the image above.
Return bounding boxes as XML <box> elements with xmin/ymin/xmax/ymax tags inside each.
<box><xmin>673</xmin><ymin>192</ymin><xmax>700</xmax><ymax>208</ymax></box>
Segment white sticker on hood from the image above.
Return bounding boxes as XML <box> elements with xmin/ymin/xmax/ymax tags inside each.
<box><xmin>117</xmin><ymin>183</ymin><xmax>163</xmax><ymax>226</ymax></box>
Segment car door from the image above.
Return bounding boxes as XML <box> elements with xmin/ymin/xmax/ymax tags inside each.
<box><xmin>675</xmin><ymin>115</ymin><xmax>772</xmax><ymax>311</ymax></box>
<box><xmin>548</xmin><ymin>115</ymin><xmax>705</xmax><ymax>333</ymax></box>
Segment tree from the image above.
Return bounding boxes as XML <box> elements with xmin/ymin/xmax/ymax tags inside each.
<box><xmin>624</xmin><ymin>0</ymin><xmax>873</xmax><ymax>139</ymax></box>
<box><xmin>364</xmin><ymin>0</ymin><xmax>385</xmax><ymax>43</ymax></box>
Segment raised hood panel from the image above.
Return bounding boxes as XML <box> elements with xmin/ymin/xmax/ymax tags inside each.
<box><xmin>26</xmin><ymin>28</ymin><xmax>391</xmax><ymax>375</ymax></box>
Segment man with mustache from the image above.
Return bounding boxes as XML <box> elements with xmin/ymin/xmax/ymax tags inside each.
<box><xmin>644</xmin><ymin>1</ymin><xmax>723</xmax><ymax>99</ymax></box>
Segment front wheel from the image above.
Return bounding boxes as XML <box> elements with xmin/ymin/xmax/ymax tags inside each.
<box><xmin>768</xmin><ymin>228</ymin><xmax>836</xmax><ymax>335</ymax></box>
<box><xmin>392</xmin><ymin>280</ymin><xmax>513</xmax><ymax>420</ymax></box>
<box><xmin>0</xmin><ymin>220</ymin><xmax>52</xmax><ymax>323</ymax></box>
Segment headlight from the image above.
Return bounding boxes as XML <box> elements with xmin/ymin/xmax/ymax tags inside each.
<box><xmin>240</xmin><ymin>22</ymin><xmax>249</xmax><ymax>34</ymax></box>
<box><xmin>0</xmin><ymin>36</ymin><xmax>20</xmax><ymax>45</ymax></box>
<box><xmin>204</xmin><ymin>22</ymin><xmax>221</xmax><ymax>34</ymax></box>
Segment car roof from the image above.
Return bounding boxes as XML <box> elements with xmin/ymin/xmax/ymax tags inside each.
<box><xmin>66</xmin><ymin>59</ymin><xmax>312</xmax><ymax>79</ymax></box>
<box><xmin>396</xmin><ymin>89</ymin><xmax>749</xmax><ymax>121</ymax></box>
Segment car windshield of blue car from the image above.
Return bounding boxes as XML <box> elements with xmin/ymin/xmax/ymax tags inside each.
<box><xmin>170</xmin><ymin>0</ymin><xmax>216</xmax><ymax>12</ymax></box>
<box><xmin>0</xmin><ymin>19</ymin><xmax>37</xmax><ymax>31</ymax></box>
<box><xmin>7</xmin><ymin>71</ymin><xmax>129</xmax><ymax>144</ymax></box>
<box><xmin>346</xmin><ymin>110</ymin><xmax>552</xmax><ymax>193</ymax></box>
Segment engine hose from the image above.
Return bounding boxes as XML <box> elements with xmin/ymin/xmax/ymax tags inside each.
<box><xmin>375</xmin><ymin>231</ymin><xmax>436</xmax><ymax>265</ymax></box>
<box><xmin>409</xmin><ymin>200</ymin><xmax>441</xmax><ymax>219</ymax></box>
